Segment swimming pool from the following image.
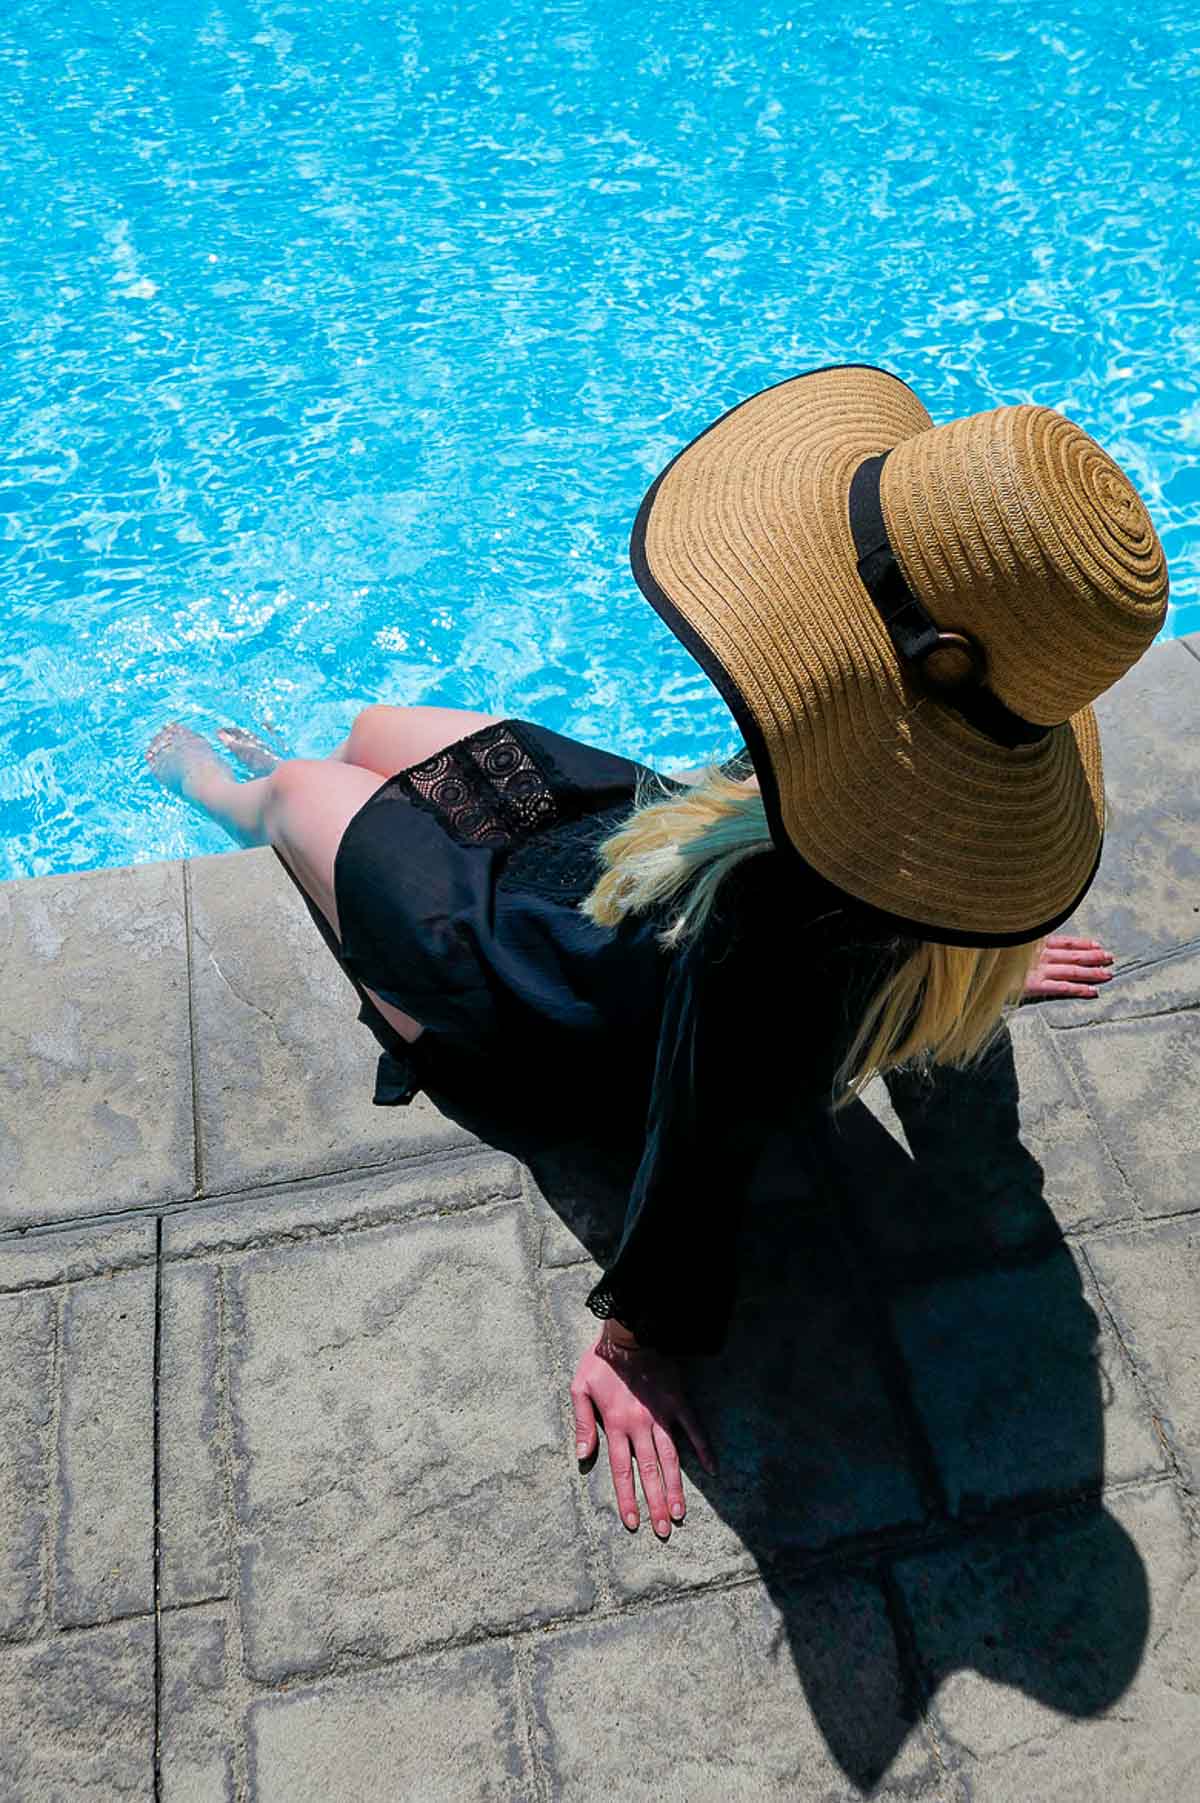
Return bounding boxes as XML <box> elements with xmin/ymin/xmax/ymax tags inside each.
<box><xmin>2</xmin><ymin>0</ymin><xmax>1197</xmax><ymax>881</ymax></box>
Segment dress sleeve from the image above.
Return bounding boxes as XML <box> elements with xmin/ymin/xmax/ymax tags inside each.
<box><xmin>584</xmin><ymin>891</ymin><xmax>784</xmax><ymax>1357</ymax></box>
<box><xmin>583</xmin><ymin>860</ymin><xmax>908</xmax><ymax>1357</ymax></box>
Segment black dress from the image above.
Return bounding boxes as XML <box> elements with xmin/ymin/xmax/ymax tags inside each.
<box><xmin>276</xmin><ymin>716</ymin><xmax>910</xmax><ymax>1357</ymax></box>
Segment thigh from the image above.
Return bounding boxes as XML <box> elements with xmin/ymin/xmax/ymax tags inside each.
<box><xmin>265</xmin><ymin>760</ymin><xmax>426</xmax><ymax>1043</ymax></box>
<box><xmin>341</xmin><ymin>704</ymin><xmax>504</xmax><ymax>777</ymax></box>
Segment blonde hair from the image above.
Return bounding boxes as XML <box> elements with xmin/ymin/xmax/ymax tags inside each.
<box><xmin>581</xmin><ymin>759</ymin><xmax>1043</xmax><ymax>1112</ymax></box>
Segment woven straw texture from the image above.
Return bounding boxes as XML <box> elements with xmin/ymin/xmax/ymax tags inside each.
<box><xmin>641</xmin><ymin>367</ymin><xmax>1168</xmax><ymax>939</ymax></box>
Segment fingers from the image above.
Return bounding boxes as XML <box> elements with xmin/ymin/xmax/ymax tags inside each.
<box><xmin>653</xmin><ymin>1421</ymin><xmax>687</xmax><ymax>1524</ymax></box>
<box><xmin>634</xmin><ymin>1432</ymin><xmax>672</xmax><ymax>1539</ymax></box>
<box><xmin>605</xmin><ymin>1432</ymin><xmax>641</xmax><ymax>1532</ymax></box>
<box><xmin>570</xmin><ymin>1385</ymin><xmax>598</xmax><ymax>1464</ymax></box>
<box><xmin>1043</xmin><ymin>940</ymin><xmax>1114</xmax><ymax>970</ymax></box>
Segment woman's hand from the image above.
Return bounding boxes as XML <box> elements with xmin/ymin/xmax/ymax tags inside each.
<box><xmin>570</xmin><ymin>1323</ymin><xmax>717</xmax><ymax>1539</ymax></box>
<box><xmin>1023</xmin><ymin>935</ymin><xmax>1114</xmax><ymax>1001</ymax></box>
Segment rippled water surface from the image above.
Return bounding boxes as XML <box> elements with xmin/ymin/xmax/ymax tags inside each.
<box><xmin>2</xmin><ymin>0</ymin><xmax>1198</xmax><ymax>878</ymax></box>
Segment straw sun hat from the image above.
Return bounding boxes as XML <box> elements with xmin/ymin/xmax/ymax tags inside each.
<box><xmin>632</xmin><ymin>363</ymin><xmax>1169</xmax><ymax>947</ymax></box>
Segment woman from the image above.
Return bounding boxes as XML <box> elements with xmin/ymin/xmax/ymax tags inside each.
<box><xmin>147</xmin><ymin>364</ymin><xmax>1167</xmax><ymax>1544</ymax></box>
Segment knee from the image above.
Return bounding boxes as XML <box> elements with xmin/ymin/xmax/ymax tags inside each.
<box><xmin>351</xmin><ymin>702</ymin><xmax>399</xmax><ymax>731</ymax></box>
<box><xmin>262</xmin><ymin>758</ymin><xmax>326</xmax><ymax>828</ymax></box>
<box><xmin>348</xmin><ymin>702</ymin><xmax>403</xmax><ymax>744</ymax></box>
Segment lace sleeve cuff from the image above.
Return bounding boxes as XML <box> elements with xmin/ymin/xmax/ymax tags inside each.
<box><xmin>584</xmin><ymin>1275</ymin><xmax>730</xmax><ymax>1357</ymax></box>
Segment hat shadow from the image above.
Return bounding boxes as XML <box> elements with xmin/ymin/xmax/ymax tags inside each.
<box><xmin>421</xmin><ymin>1022</ymin><xmax>1150</xmax><ymax>1795</ymax></box>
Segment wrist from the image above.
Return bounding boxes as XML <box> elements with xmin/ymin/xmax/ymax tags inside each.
<box><xmin>594</xmin><ymin>1318</ymin><xmax>648</xmax><ymax>1364</ymax></box>
<box><xmin>600</xmin><ymin>1317</ymin><xmax>641</xmax><ymax>1349</ymax></box>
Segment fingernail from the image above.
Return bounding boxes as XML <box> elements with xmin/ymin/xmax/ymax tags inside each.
<box><xmin>575</xmin><ymin>1442</ymin><xmax>588</xmax><ymax>1458</ymax></box>
<box><xmin>625</xmin><ymin>1512</ymin><xmax>638</xmax><ymax>1530</ymax></box>
<box><xmin>656</xmin><ymin>1518</ymin><xmax>669</xmax><ymax>1536</ymax></box>
<box><xmin>670</xmin><ymin>1502</ymin><xmax>684</xmax><ymax>1519</ymax></box>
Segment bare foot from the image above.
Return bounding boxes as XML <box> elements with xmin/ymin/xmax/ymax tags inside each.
<box><xmin>145</xmin><ymin>722</ymin><xmax>229</xmax><ymax>803</ymax></box>
<box><xmin>217</xmin><ymin>725</ymin><xmax>283</xmax><ymax>776</ymax></box>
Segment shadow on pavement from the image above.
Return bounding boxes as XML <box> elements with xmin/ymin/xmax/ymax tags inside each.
<box><xmin>420</xmin><ymin>1021</ymin><xmax>1150</xmax><ymax>1796</ymax></box>
<box><xmin>276</xmin><ymin>853</ymin><xmax>1148</xmax><ymax>1791</ymax></box>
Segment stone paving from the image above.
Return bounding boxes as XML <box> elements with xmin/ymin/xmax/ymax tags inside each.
<box><xmin>1</xmin><ymin>631</ymin><xmax>1198</xmax><ymax>1801</ymax></box>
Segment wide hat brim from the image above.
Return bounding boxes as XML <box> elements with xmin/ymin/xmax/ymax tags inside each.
<box><xmin>631</xmin><ymin>363</ymin><xmax>1104</xmax><ymax>947</ymax></box>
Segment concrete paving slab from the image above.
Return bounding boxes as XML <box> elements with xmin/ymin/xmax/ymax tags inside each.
<box><xmin>528</xmin><ymin>1574</ymin><xmax>948</xmax><ymax>1800</ymax></box>
<box><xmin>246</xmin><ymin>1641</ymin><xmax>526</xmax><ymax>1801</ymax></box>
<box><xmin>894</xmin><ymin>1483</ymin><xmax>1198</xmax><ymax>1802</ymax></box>
<box><xmin>226</xmin><ymin>1203</ymin><xmax>593</xmax><ymax>1680</ymax></box>
<box><xmin>1087</xmin><ymin>1219</ymin><xmax>1200</xmax><ymax>1489</ymax></box>
<box><xmin>0</xmin><ymin>1617</ymin><xmax>154</xmax><ymax>1799</ymax></box>
<box><xmin>832</xmin><ymin>1010</ymin><xmax>1133</xmax><ymax>1276</ymax></box>
<box><xmin>0</xmin><ymin>1216</ymin><xmax>155</xmax><ymax>1292</ymax></box>
<box><xmin>187</xmin><ymin>848</ymin><xmax>477</xmax><ymax>1196</ymax></box>
<box><xmin>161</xmin><ymin>1146</ymin><xmax>522</xmax><ymax>1261</ymax></box>
<box><xmin>0</xmin><ymin>1291</ymin><xmax>52</xmax><ymax>1638</ymax></box>
<box><xmin>55</xmin><ymin>1266</ymin><xmax>155</xmax><ymax>1627</ymax></box>
<box><xmin>891</xmin><ymin>1247</ymin><xmax>1163</xmax><ymax>1517</ymax></box>
<box><xmin>1052</xmin><ymin>636</ymin><xmax>1200</xmax><ymax>963</ymax></box>
<box><xmin>159</xmin><ymin>1604</ymin><xmax>238</xmax><ymax>1802</ymax></box>
<box><xmin>0</xmin><ymin>860</ymin><xmax>193</xmax><ymax>1228</ymax></box>
<box><xmin>1050</xmin><ymin>1012</ymin><xmax>1200</xmax><ymax>1218</ymax></box>
<box><xmin>544</xmin><ymin>1240</ymin><xmax>925</xmax><ymax>1602</ymax></box>
<box><xmin>160</xmin><ymin>1264</ymin><xmax>228</xmax><ymax>1609</ymax></box>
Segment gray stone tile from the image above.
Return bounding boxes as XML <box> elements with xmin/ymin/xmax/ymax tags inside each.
<box><xmin>56</xmin><ymin>1267</ymin><xmax>155</xmax><ymax>1627</ymax></box>
<box><xmin>228</xmin><ymin>1203</ymin><xmax>593</xmax><ymax>1680</ymax></box>
<box><xmin>0</xmin><ymin>1616</ymin><xmax>154</xmax><ymax>1799</ymax></box>
<box><xmin>160</xmin><ymin>1605</ymin><xmax>238</xmax><ymax>1802</ymax></box>
<box><xmin>832</xmin><ymin>1011</ymin><xmax>1131</xmax><ymax>1273</ymax></box>
<box><xmin>891</xmin><ymin>1247</ymin><xmax>1163</xmax><ymax>1518</ymax></box>
<box><xmin>0</xmin><ymin>1217</ymin><xmax>155</xmax><ymax>1293</ymax></box>
<box><xmin>162</xmin><ymin>1148</ymin><xmax>522</xmax><ymax>1261</ymax></box>
<box><xmin>0</xmin><ymin>1291</ymin><xmax>53</xmax><ymax>1637</ymax></box>
<box><xmin>247</xmin><ymin>1642</ymin><xmax>526</xmax><ymax>1801</ymax></box>
<box><xmin>0</xmin><ymin>860</ymin><xmax>193</xmax><ymax>1228</ymax></box>
<box><xmin>530</xmin><ymin>1575</ymin><xmax>947</xmax><ymax>1800</ymax></box>
<box><xmin>1087</xmin><ymin>1220</ymin><xmax>1200</xmax><ymax>1488</ymax></box>
<box><xmin>1050</xmin><ymin>636</ymin><xmax>1200</xmax><ymax>963</ymax></box>
<box><xmin>895</xmin><ymin>1483</ymin><xmax>1200</xmax><ymax>1801</ymax></box>
<box><xmin>188</xmin><ymin>847</ymin><xmax>477</xmax><ymax>1196</ymax></box>
<box><xmin>160</xmin><ymin>1265</ymin><xmax>228</xmax><ymax>1608</ymax></box>
<box><xmin>1050</xmin><ymin>1013</ymin><xmax>1200</xmax><ymax>1218</ymax></box>
<box><xmin>525</xmin><ymin>1135</ymin><xmax>637</xmax><ymax>1271</ymax></box>
<box><xmin>544</xmin><ymin>1239</ymin><xmax>924</xmax><ymax>1602</ymax></box>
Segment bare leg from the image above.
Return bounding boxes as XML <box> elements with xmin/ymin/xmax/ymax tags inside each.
<box><xmin>145</xmin><ymin>727</ymin><xmax>425</xmax><ymax>1042</ymax></box>
<box><xmin>328</xmin><ymin>703</ymin><xmax>503</xmax><ymax>776</ymax></box>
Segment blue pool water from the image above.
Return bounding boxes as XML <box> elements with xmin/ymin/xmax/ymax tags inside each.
<box><xmin>2</xmin><ymin>0</ymin><xmax>1198</xmax><ymax>880</ymax></box>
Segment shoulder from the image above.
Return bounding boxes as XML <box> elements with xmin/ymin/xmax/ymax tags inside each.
<box><xmin>695</xmin><ymin>849</ymin><xmax>917</xmax><ymax>996</ymax></box>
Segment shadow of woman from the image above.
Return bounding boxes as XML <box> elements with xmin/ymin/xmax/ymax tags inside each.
<box><xmin>418</xmin><ymin>1019</ymin><xmax>1151</xmax><ymax>1795</ymax></box>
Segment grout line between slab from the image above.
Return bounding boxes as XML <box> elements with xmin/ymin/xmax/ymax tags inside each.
<box><xmin>878</xmin><ymin>1561</ymin><xmax>958</xmax><ymax>1793</ymax></box>
<box><xmin>181</xmin><ymin>860</ymin><xmax>205</xmax><ymax>1200</ymax></box>
<box><xmin>0</xmin><ymin>1140</ymin><xmax>520</xmax><ymax>1254</ymax></box>
<box><xmin>1079</xmin><ymin>1242</ymin><xmax>1199</xmax><ymax>1531</ymax></box>
<box><xmin>37</xmin><ymin>1291</ymin><xmax>64</xmax><ymax>1639</ymax></box>
<box><xmin>201</xmin><ymin>1473</ymin><xmax>1177</xmax><ymax>1700</ymax></box>
<box><xmin>215</xmin><ymin>1265</ymin><xmax>253</xmax><ymax>1800</ymax></box>
<box><xmin>152</xmin><ymin>1213</ymin><xmax>164</xmax><ymax>1803</ymax></box>
<box><xmin>509</xmin><ymin>1635</ymin><xmax>552</xmax><ymax>1803</ymax></box>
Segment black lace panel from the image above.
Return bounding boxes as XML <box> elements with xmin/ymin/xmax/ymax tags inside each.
<box><xmin>395</xmin><ymin>720</ymin><xmax>564</xmax><ymax>847</ymax></box>
<box><xmin>498</xmin><ymin>805</ymin><xmax>629</xmax><ymax>903</ymax></box>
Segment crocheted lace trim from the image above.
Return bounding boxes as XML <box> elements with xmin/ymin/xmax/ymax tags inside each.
<box><xmin>396</xmin><ymin>719</ymin><xmax>564</xmax><ymax>847</ymax></box>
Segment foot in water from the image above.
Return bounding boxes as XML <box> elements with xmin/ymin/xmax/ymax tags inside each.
<box><xmin>217</xmin><ymin>724</ymin><xmax>283</xmax><ymax>776</ymax></box>
<box><xmin>145</xmin><ymin>722</ymin><xmax>231</xmax><ymax>805</ymax></box>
